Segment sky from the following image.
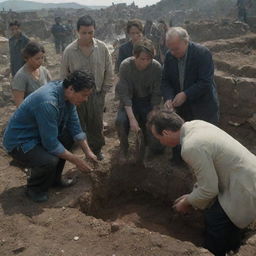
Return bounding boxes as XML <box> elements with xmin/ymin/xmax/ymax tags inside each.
<box><xmin>27</xmin><ymin>0</ymin><xmax>161</xmax><ymax>8</ymax></box>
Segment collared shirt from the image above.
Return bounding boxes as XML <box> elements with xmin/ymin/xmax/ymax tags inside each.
<box><xmin>181</xmin><ymin>120</ymin><xmax>256</xmax><ymax>229</ymax></box>
<box><xmin>3</xmin><ymin>81</ymin><xmax>85</xmax><ymax>155</ymax></box>
<box><xmin>177</xmin><ymin>49</ymin><xmax>188</xmax><ymax>91</ymax></box>
<box><xmin>9</xmin><ymin>33</ymin><xmax>30</xmax><ymax>76</ymax></box>
<box><xmin>60</xmin><ymin>38</ymin><xmax>114</xmax><ymax>92</ymax></box>
<box><xmin>12</xmin><ymin>64</ymin><xmax>52</xmax><ymax>97</ymax></box>
<box><xmin>116</xmin><ymin>57</ymin><xmax>162</xmax><ymax>107</ymax></box>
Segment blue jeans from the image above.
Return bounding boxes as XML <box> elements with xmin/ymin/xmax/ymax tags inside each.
<box><xmin>9</xmin><ymin>130</ymin><xmax>73</xmax><ymax>193</ymax></box>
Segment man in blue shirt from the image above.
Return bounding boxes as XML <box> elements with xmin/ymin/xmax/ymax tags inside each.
<box><xmin>3</xmin><ymin>70</ymin><xmax>97</xmax><ymax>202</ymax></box>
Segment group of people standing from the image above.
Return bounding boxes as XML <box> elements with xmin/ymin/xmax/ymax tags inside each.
<box><xmin>4</xmin><ymin>14</ymin><xmax>256</xmax><ymax>256</ymax></box>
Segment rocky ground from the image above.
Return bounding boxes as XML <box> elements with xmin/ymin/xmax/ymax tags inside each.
<box><xmin>0</xmin><ymin>22</ymin><xmax>256</xmax><ymax>256</ymax></box>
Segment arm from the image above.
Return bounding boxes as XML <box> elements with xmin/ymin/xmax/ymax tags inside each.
<box><xmin>34</xmin><ymin>103</ymin><xmax>94</xmax><ymax>172</ymax></box>
<box><xmin>150</xmin><ymin>64</ymin><xmax>162</xmax><ymax>107</ymax></box>
<box><xmin>124</xmin><ymin>106</ymin><xmax>140</xmax><ymax>132</ymax></box>
<box><xmin>182</xmin><ymin>144</ymin><xmax>219</xmax><ymax>209</ymax></box>
<box><xmin>161</xmin><ymin>54</ymin><xmax>175</xmax><ymax>102</ymax></box>
<box><xmin>12</xmin><ymin>90</ymin><xmax>25</xmax><ymax>107</ymax></box>
<box><xmin>102</xmin><ymin>46</ymin><xmax>114</xmax><ymax>93</ymax></box>
<box><xmin>184</xmin><ymin>48</ymin><xmax>215</xmax><ymax>102</ymax></box>
<box><xmin>60</xmin><ymin>49</ymin><xmax>70</xmax><ymax>80</ymax></box>
<box><xmin>11</xmin><ymin>72</ymin><xmax>27</xmax><ymax>107</ymax></box>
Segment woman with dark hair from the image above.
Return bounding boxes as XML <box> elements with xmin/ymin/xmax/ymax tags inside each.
<box><xmin>115</xmin><ymin>19</ymin><xmax>144</xmax><ymax>72</ymax></box>
<box><xmin>12</xmin><ymin>41</ymin><xmax>52</xmax><ymax>107</ymax></box>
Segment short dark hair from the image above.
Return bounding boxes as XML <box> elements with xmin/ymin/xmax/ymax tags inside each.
<box><xmin>63</xmin><ymin>70</ymin><xmax>95</xmax><ymax>92</ymax></box>
<box><xmin>22</xmin><ymin>41</ymin><xmax>44</xmax><ymax>60</ymax></box>
<box><xmin>77</xmin><ymin>15</ymin><xmax>96</xmax><ymax>31</ymax></box>
<box><xmin>148</xmin><ymin>109</ymin><xmax>184</xmax><ymax>134</ymax></box>
<box><xmin>126</xmin><ymin>19</ymin><xmax>143</xmax><ymax>34</ymax></box>
<box><xmin>9</xmin><ymin>20</ymin><xmax>21</xmax><ymax>27</ymax></box>
<box><xmin>133</xmin><ymin>38</ymin><xmax>155</xmax><ymax>58</ymax></box>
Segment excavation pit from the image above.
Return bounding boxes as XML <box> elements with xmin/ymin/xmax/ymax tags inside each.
<box><xmin>78</xmin><ymin>160</ymin><xmax>205</xmax><ymax>247</ymax></box>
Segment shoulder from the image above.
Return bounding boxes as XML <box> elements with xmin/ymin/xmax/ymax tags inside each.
<box><xmin>13</xmin><ymin>66</ymin><xmax>28</xmax><ymax>80</ymax></box>
<box><xmin>94</xmin><ymin>38</ymin><xmax>108</xmax><ymax>49</ymax></box>
<box><xmin>119</xmin><ymin>41</ymin><xmax>132</xmax><ymax>50</ymax></box>
<box><xmin>120</xmin><ymin>57</ymin><xmax>133</xmax><ymax>69</ymax></box>
<box><xmin>63</xmin><ymin>40</ymin><xmax>77</xmax><ymax>54</ymax></box>
<box><xmin>190</xmin><ymin>42</ymin><xmax>211</xmax><ymax>55</ymax></box>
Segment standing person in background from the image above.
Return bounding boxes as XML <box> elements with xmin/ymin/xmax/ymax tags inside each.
<box><xmin>8</xmin><ymin>20</ymin><xmax>30</xmax><ymax>77</ymax></box>
<box><xmin>236</xmin><ymin>0</ymin><xmax>252</xmax><ymax>23</ymax></box>
<box><xmin>161</xmin><ymin>27</ymin><xmax>219</xmax><ymax>164</ymax></box>
<box><xmin>61</xmin><ymin>15</ymin><xmax>114</xmax><ymax>161</ymax></box>
<box><xmin>12</xmin><ymin>41</ymin><xmax>52</xmax><ymax>107</ymax></box>
<box><xmin>51</xmin><ymin>17</ymin><xmax>66</xmax><ymax>54</ymax></box>
<box><xmin>115</xmin><ymin>19</ymin><xmax>143</xmax><ymax>73</ymax></box>
<box><xmin>64</xmin><ymin>19</ymin><xmax>75</xmax><ymax>45</ymax></box>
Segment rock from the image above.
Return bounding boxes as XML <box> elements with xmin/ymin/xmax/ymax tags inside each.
<box><xmin>111</xmin><ymin>222</ymin><xmax>120</xmax><ymax>232</ymax></box>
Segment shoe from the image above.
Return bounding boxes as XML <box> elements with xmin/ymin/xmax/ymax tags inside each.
<box><xmin>96</xmin><ymin>151</ymin><xmax>104</xmax><ymax>161</ymax></box>
<box><xmin>25</xmin><ymin>189</ymin><xmax>48</xmax><ymax>203</ymax></box>
<box><xmin>53</xmin><ymin>177</ymin><xmax>77</xmax><ymax>188</ymax></box>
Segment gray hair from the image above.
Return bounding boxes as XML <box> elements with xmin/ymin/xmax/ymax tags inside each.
<box><xmin>166</xmin><ymin>27</ymin><xmax>190</xmax><ymax>42</ymax></box>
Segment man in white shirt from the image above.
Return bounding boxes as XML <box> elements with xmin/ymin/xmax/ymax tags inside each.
<box><xmin>148</xmin><ymin>109</ymin><xmax>256</xmax><ymax>256</ymax></box>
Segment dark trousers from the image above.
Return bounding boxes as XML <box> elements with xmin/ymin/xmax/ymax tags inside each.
<box><xmin>238</xmin><ymin>7</ymin><xmax>247</xmax><ymax>23</ymax></box>
<box><xmin>204</xmin><ymin>200</ymin><xmax>241</xmax><ymax>256</ymax></box>
<box><xmin>115</xmin><ymin>97</ymin><xmax>163</xmax><ymax>152</ymax></box>
<box><xmin>9</xmin><ymin>130</ymin><xmax>73</xmax><ymax>193</ymax></box>
<box><xmin>54</xmin><ymin>37</ymin><xmax>65</xmax><ymax>53</ymax></box>
<box><xmin>77</xmin><ymin>91</ymin><xmax>105</xmax><ymax>154</ymax></box>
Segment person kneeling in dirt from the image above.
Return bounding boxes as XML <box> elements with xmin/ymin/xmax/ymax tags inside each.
<box><xmin>115</xmin><ymin>38</ymin><xmax>163</xmax><ymax>163</ymax></box>
<box><xmin>148</xmin><ymin>109</ymin><xmax>256</xmax><ymax>256</ymax></box>
<box><xmin>3</xmin><ymin>70</ymin><xmax>97</xmax><ymax>203</ymax></box>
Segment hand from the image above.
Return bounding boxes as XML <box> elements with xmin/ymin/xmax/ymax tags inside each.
<box><xmin>130</xmin><ymin>118</ymin><xmax>140</xmax><ymax>132</ymax></box>
<box><xmin>173</xmin><ymin>194</ymin><xmax>193</xmax><ymax>214</ymax></box>
<box><xmin>164</xmin><ymin>99</ymin><xmax>174</xmax><ymax>110</ymax></box>
<box><xmin>74</xmin><ymin>157</ymin><xmax>93</xmax><ymax>173</ymax></box>
<box><xmin>172</xmin><ymin>92</ymin><xmax>187</xmax><ymax>107</ymax></box>
<box><xmin>86</xmin><ymin>150</ymin><xmax>98</xmax><ymax>162</ymax></box>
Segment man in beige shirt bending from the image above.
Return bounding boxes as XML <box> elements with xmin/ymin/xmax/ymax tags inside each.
<box><xmin>60</xmin><ymin>15</ymin><xmax>113</xmax><ymax>160</ymax></box>
<box><xmin>149</xmin><ymin>109</ymin><xmax>256</xmax><ymax>256</ymax></box>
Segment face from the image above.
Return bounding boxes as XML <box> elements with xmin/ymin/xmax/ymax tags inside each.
<box><xmin>66</xmin><ymin>86</ymin><xmax>92</xmax><ymax>106</ymax></box>
<box><xmin>26</xmin><ymin>51</ymin><xmax>45</xmax><ymax>70</ymax></box>
<box><xmin>166</xmin><ymin>36</ymin><xmax>188</xmax><ymax>59</ymax></box>
<box><xmin>151</xmin><ymin>125</ymin><xmax>179</xmax><ymax>147</ymax></box>
<box><xmin>128</xmin><ymin>26</ymin><xmax>143</xmax><ymax>43</ymax></box>
<box><xmin>77</xmin><ymin>25</ymin><xmax>95</xmax><ymax>43</ymax></box>
<box><xmin>10</xmin><ymin>25</ymin><xmax>21</xmax><ymax>37</ymax></box>
<box><xmin>134</xmin><ymin>52</ymin><xmax>153</xmax><ymax>70</ymax></box>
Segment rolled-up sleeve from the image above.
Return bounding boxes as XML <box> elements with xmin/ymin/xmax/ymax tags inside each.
<box><xmin>181</xmin><ymin>144</ymin><xmax>219</xmax><ymax>209</ymax></box>
<box><xmin>34</xmin><ymin>102</ymin><xmax>65</xmax><ymax>155</ymax></box>
<box><xmin>66</xmin><ymin>105</ymin><xmax>86</xmax><ymax>141</ymax></box>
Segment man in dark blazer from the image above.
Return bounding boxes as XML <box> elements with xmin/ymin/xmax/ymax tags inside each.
<box><xmin>161</xmin><ymin>27</ymin><xmax>219</xmax><ymax>162</ymax></box>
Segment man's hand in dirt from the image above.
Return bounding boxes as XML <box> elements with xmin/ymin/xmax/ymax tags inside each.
<box><xmin>173</xmin><ymin>194</ymin><xmax>193</xmax><ymax>214</ymax></box>
<box><xmin>172</xmin><ymin>92</ymin><xmax>187</xmax><ymax>107</ymax></box>
<box><xmin>75</xmin><ymin>157</ymin><xmax>93</xmax><ymax>173</ymax></box>
<box><xmin>86</xmin><ymin>150</ymin><xmax>98</xmax><ymax>163</ymax></box>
